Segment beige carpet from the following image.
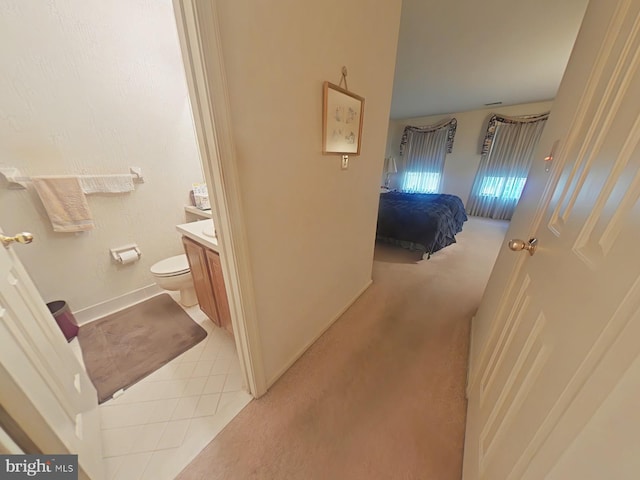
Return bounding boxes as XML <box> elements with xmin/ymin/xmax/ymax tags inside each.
<box><xmin>178</xmin><ymin>217</ymin><xmax>508</xmax><ymax>480</ymax></box>
<box><xmin>78</xmin><ymin>293</ymin><xmax>207</xmax><ymax>403</ymax></box>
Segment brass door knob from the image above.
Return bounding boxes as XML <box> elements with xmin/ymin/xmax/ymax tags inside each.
<box><xmin>508</xmin><ymin>237</ymin><xmax>538</xmax><ymax>256</ymax></box>
<box><xmin>1</xmin><ymin>232</ymin><xmax>34</xmax><ymax>248</ymax></box>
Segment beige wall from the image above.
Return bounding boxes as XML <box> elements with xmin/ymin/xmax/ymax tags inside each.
<box><xmin>0</xmin><ymin>1</ymin><xmax>203</xmax><ymax>311</ymax></box>
<box><xmin>386</xmin><ymin>101</ymin><xmax>554</xmax><ymax>204</ymax></box>
<box><xmin>216</xmin><ymin>0</ymin><xmax>402</xmax><ymax>384</ymax></box>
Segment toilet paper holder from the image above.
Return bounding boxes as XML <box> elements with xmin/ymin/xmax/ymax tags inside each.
<box><xmin>110</xmin><ymin>244</ymin><xmax>142</xmax><ymax>264</ymax></box>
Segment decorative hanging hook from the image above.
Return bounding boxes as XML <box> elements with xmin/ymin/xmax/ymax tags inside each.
<box><xmin>338</xmin><ymin>66</ymin><xmax>348</xmax><ymax>91</ymax></box>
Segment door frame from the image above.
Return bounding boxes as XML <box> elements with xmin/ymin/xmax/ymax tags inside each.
<box><xmin>172</xmin><ymin>0</ymin><xmax>267</xmax><ymax>397</ymax></box>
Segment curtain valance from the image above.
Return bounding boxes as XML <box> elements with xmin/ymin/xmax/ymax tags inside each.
<box><xmin>400</xmin><ymin>118</ymin><xmax>457</xmax><ymax>156</ymax></box>
<box><xmin>481</xmin><ymin>112</ymin><xmax>549</xmax><ymax>155</ymax></box>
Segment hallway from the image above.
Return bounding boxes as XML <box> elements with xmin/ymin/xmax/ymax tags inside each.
<box><xmin>178</xmin><ymin>217</ymin><xmax>509</xmax><ymax>479</ymax></box>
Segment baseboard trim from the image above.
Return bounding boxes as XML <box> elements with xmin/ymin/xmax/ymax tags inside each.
<box><xmin>72</xmin><ymin>284</ymin><xmax>163</xmax><ymax>325</ymax></box>
<box><xmin>266</xmin><ymin>278</ymin><xmax>373</xmax><ymax>389</ymax></box>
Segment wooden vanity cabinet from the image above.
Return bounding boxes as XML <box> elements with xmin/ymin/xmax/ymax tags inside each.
<box><xmin>205</xmin><ymin>249</ymin><xmax>233</xmax><ymax>335</ymax></box>
<box><xmin>182</xmin><ymin>236</ymin><xmax>233</xmax><ymax>336</ymax></box>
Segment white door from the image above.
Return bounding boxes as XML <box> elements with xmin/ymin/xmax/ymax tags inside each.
<box><xmin>0</xmin><ymin>230</ymin><xmax>103</xmax><ymax>479</ymax></box>
<box><xmin>463</xmin><ymin>0</ymin><xmax>640</xmax><ymax>478</ymax></box>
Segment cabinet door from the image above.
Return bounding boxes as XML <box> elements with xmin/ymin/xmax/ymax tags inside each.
<box><xmin>205</xmin><ymin>249</ymin><xmax>233</xmax><ymax>337</ymax></box>
<box><xmin>182</xmin><ymin>236</ymin><xmax>219</xmax><ymax>326</ymax></box>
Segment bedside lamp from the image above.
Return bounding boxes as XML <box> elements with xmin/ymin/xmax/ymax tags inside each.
<box><xmin>384</xmin><ymin>157</ymin><xmax>397</xmax><ymax>188</ymax></box>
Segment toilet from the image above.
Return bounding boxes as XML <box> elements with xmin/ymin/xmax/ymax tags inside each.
<box><xmin>150</xmin><ymin>254</ymin><xmax>197</xmax><ymax>307</ymax></box>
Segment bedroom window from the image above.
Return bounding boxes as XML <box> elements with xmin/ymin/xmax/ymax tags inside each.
<box><xmin>478</xmin><ymin>176</ymin><xmax>527</xmax><ymax>200</ymax></box>
<box><xmin>402</xmin><ymin>171</ymin><xmax>441</xmax><ymax>193</ymax></box>
<box><xmin>467</xmin><ymin>112</ymin><xmax>549</xmax><ymax>220</ymax></box>
<box><xmin>398</xmin><ymin>118</ymin><xmax>457</xmax><ymax>194</ymax></box>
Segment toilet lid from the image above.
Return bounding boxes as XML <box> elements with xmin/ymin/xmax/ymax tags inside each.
<box><xmin>151</xmin><ymin>254</ymin><xmax>190</xmax><ymax>277</ymax></box>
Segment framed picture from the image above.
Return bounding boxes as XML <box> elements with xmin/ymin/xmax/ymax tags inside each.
<box><xmin>322</xmin><ymin>81</ymin><xmax>365</xmax><ymax>155</ymax></box>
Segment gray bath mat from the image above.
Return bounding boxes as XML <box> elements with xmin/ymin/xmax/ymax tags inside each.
<box><xmin>78</xmin><ymin>293</ymin><xmax>207</xmax><ymax>403</ymax></box>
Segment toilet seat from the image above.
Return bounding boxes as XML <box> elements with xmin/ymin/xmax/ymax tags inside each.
<box><xmin>150</xmin><ymin>254</ymin><xmax>190</xmax><ymax>277</ymax></box>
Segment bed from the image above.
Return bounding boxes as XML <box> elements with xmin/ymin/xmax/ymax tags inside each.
<box><xmin>376</xmin><ymin>191</ymin><xmax>467</xmax><ymax>258</ymax></box>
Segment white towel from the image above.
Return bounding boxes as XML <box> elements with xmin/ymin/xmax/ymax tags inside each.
<box><xmin>32</xmin><ymin>176</ymin><xmax>94</xmax><ymax>233</ymax></box>
<box><xmin>0</xmin><ymin>167</ymin><xmax>28</xmax><ymax>189</ymax></box>
<box><xmin>79</xmin><ymin>174</ymin><xmax>134</xmax><ymax>194</ymax></box>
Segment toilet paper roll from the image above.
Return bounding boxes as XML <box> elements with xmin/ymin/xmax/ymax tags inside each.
<box><xmin>118</xmin><ymin>249</ymin><xmax>139</xmax><ymax>265</ymax></box>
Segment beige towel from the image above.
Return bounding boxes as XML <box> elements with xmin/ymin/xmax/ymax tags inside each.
<box><xmin>79</xmin><ymin>174</ymin><xmax>134</xmax><ymax>194</ymax></box>
<box><xmin>32</xmin><ymin>176</ymin><xmax>94</xmax><ymax>232</ymax></box>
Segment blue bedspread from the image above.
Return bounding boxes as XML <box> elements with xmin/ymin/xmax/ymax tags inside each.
<box><xmin>376</xmin><ymin>192</ymin><xmax>467</xmax><ymax>257</ymax></box>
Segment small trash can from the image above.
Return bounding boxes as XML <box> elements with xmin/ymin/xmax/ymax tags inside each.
<box><xmin>47</xmin><ymin>300</ymin><xmax>79</xmax><ymax>342</ymax></box>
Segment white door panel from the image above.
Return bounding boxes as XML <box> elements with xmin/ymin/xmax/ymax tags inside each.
<box><xmin>545</xmin><ymin>326</ymin><xmax>640</xmax><ymax>480</ymax></box>
<box><xmin>0</xmin><ymin>230</ymin><xmax>103</xmax><ymax>479</ymax></box>
<box><xmin>464</xmin><ymin>0</ymin><xmax>640</xmax><ymax>478</ymax></box>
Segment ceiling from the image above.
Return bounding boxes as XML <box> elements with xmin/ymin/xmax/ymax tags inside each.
<box><xmin>390</xmin><ymin>0</ymin><xmax>590</xmax><ymax>119</ymax></box>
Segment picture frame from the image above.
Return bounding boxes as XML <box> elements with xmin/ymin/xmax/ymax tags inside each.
<box><xmin>322</xmin><ymin>81</ymin><xmax>365</xmax><ymax>155</ymax></box>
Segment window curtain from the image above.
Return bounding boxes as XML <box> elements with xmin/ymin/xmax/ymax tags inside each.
<box><xmin>467</xmin><ymin>113</ymin><xmax>549</xmax><ymax>220</ymax></box>
<box><xmin>398</xmin><ymin>118</ymin><xmax>457</xmax><ymax>193</ymax></box>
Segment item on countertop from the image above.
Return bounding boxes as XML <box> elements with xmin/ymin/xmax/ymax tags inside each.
<box><xmin>192</xmin><ymin>182</ymin><xmax>211</xmax><ymax>210</ymax></box>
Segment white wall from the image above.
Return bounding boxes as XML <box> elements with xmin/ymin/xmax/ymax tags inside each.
<box><xmin>216</xmin><ymin>0</ymin><xmax>402</xmax><ymax>385</ymax></box>
<box><xmin>386</xmin><ymin>100</ymin><xmax>554</xmax><ymax>204</ymax></box>
<box><xmin>0</xmin><ymin>1</ymin><xmax>203</xmax><ymax>311</ymax></box>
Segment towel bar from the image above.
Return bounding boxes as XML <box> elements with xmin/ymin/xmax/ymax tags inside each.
<box><xmin>0</xmin><ymin>166</ymin><xmax>144</xmax><ymax>190</ymax></box>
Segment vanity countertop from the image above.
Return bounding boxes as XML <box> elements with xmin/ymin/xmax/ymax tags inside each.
<box><xmin>184</xmin><ymin>205</ymin><xmax>212</xmax><ymax>219</ymax></box>
<box><xmin>176</xmin><ymin>219</ymin><xmax>219</xmax><ymax>252</ymax></box>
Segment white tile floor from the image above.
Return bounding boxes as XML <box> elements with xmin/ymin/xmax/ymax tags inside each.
<box><xmin>70</xmin><ymin>293</ymin><xmax>252</xmax><ymax>480</ymax></box>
